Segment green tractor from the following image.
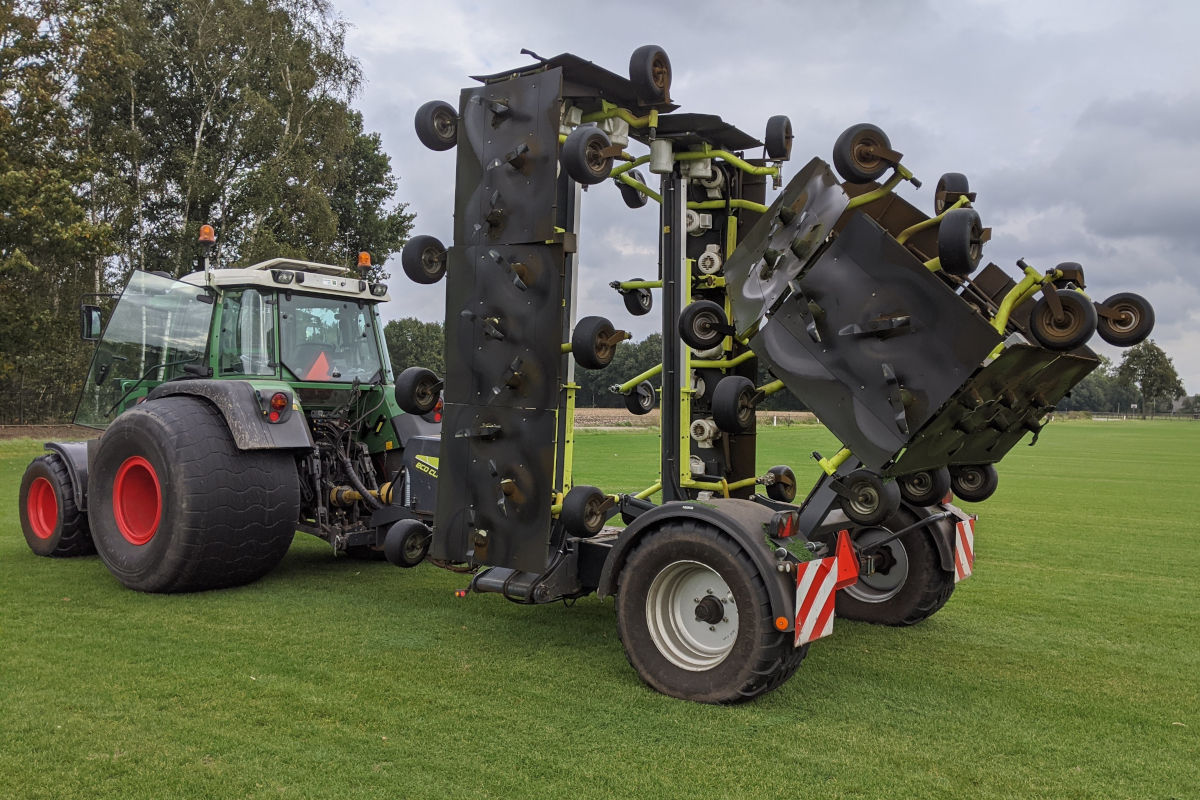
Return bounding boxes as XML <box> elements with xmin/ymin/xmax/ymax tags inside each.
<box><xmin>18</xmin><ymin>234</ymin><xmax>442</xmax><ymax>592</ymax></box>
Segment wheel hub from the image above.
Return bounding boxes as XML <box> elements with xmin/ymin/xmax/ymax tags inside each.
<box><xmin>646</xmin><ymin>560</ymin><xmax>739</xmax><ymax>671</ymax></box>
<box><xmin>844</xmin><ymin>530</ymin><xmax>909</xmax><ymax>603</ymax></box>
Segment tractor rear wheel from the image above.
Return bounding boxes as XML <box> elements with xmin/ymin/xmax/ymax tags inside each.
<box><xmin>88</xmin><ymin>397</ymin><xmax>299</xmax><ymax>593</ymax></box>
<box><xmin>836</xmin><ymin>508</ymin><xmax>955</xmax><ymax>626</ymax></box>
<box><xmin>19</xmin><ymin>453</ymin><xmax>94</xmax><ymax>557</ymax></box>
<box><xmin>615</xmin><ymin>522</ymin><xmax>804</xmax><ymax>704</ymax></box>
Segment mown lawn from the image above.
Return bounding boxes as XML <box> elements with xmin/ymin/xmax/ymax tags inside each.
<box><xmin>1</xmin><ymin>421</ymin><xmax>1197</xmax><ymax>799</ymax></box>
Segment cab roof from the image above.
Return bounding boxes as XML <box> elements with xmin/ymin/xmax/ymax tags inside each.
<box><xmin>178</xmin><ymin>258</ymin><xmax>391</xmax><ymax>302</ymax></box>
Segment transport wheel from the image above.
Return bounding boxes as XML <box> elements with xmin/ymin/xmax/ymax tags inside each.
<box><xmin>838</xmin><ymin>469</ymin><xmax>901</xmax><ymax>526</ymax></box>
<box><xmin>622</xmin><ymin>278</ymin><xmax>653</xmax><ymax>316</ymax></box>
<box><xmin>414</xmin><ymin>100</ymin><xmax>458</xmax><ymax>151</ymax></box>
<box><xmin>571</xmin><ymin>316</ymin><xmax>620</xmax><ymax>370</ymax></box>
<box><xmin>678</xmin><ymin>300</ymin><xmax>728</xmax><ymax>351</ymax></box>
<box><xmin>1096</xmin><ymin>292</ymin><xmax>1155</xmax><ymax>347</ymax></box>
<box><xmin>1029</xmin><ymin>289</ymin><xmax>1097</xmax><ymax>351</ymax></box>
<box><xmin>950</xmin><ymin>463</ymin><xmax>999</xmax><ymax>503</ymax></box>
<box><xmin>711</xmin><ymin>375</ymin><xmax>756</xmax><ymax>433</ymax></box>
<box><xmin>395</xmin><ymin>366</ymin><xmax>441</xmax><ymax>415</ymax></box>
<box><xmin>618</xmin><ymin>169</ymin><xmax>650</xmax><ymax>209</ymax></box>
<box><xmin>19</xmin><ymin>453</ymin><xmax>94</xmax><ymax>557</ymax></box>
<box><xmin>561</xmin><ymin>125</ymin><xmax>613</xmax><ymax>185</ymax></box>
<box><xmin>937</xmin><ymin>208</ymin><xmax>984</xmax><ymax>276</ymax></box>
<box><xmin>897</xmin><ymin>466</ymin><xmax>952</xmax><ymax>506</ymax></box>
<box><xmin>629</xmin><ymin>45</ymin><xmax>672</xmax><ymax>102</ymax></box>
<box><xmin>88</xmin><ymin>397</ymin><xmax>298</xmax><ymax>593</ymax></box>
<box><xmin>561</xmin><ymin>485</ymin><xmax>609</xmax><ymax>538</ymax></box>
<box><xmin>615</xmin><ymin>522</ymin><xmax>804</xmax><ymax>704</ymax></box>
<box><xmin>934</xmin><ymin>172</ymin><xmax>970</xmax><ymax>215</ymax></box>
<box><xmin>831</xmin><ymin>123</ymin><xmax>893</xmax><ymax>184</ymax></box>
<box><xmin>384</xmin><ymin>520</ymin><xmax>431</xmax><ymax>568</ymax></box>
<box><xmin>764</xmin><ymin>115</ymin><xmax>793</xmax><ymax>160</ymax></box>
<box><xmin>765</xmin><ymin>465</ymin><xmax>797</xmax><ymax>503</ymax></box>
<box><xmin>401</xmin><ymin>235</ymin><xmax>447</xmax><ymax>285</ymax></box>
<box><xmin>835</xmin><ymin>507</ymin><xmax>955</xmax><ymax>626</ymax></box>
<box><xmin>625</xmin><ymin>380</ymin><xmax>656</xmax><ymax>415</ymax></box>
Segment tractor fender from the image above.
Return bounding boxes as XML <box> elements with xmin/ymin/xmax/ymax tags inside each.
<box><xmin>925</xmin><ymin>504</ymin><xmax>960</xmax><ymax>574</ymax></box>
<box><xmin>597</xmin><ymin>498</ymin><xmax>795</xmax><ymax>627</ymax></box>
<box><xmin>44</xmin><ymin>441</ymin><xmax>90</xmax><ymax>511</ymax></box>
<box><xmin>146</xmin><ymin>380</ymin><xmax>314</xmax><ymax>450</ymax></box>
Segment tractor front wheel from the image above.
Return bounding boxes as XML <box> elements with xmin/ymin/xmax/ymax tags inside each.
<box><xmin>88</xmin><ymin>397</ymin><xmax>299</xmax><ymax>593</ymax></box>
<box><xmin>19</xmin><ymin>453</ymin><xmax>94</xmax><ymax>557</ymax></box>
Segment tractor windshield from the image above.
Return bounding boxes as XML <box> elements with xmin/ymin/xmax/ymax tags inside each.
<box><xmin>278</xmin><ymin>294</ymin><xmax>385</xmax><ymax>383</ymax></box>
<box><xmin>75</xmin><ymin>272</ymin><xmax>214</xmax><ymax>428</ymax></box>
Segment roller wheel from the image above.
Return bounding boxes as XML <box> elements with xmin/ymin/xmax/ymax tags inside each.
<box><xmin>561</xmin><ymin>485</ymin><xmax>609</xmax><ymax>538</ymax></box>
<box><xmin>384</xmin><ymin>520</ymin><xmax>431</xmax><ymax>568</ymax></box>
<box><xmin>937</xmin><ymin>207</ymin><xmax>984</xmax><ymax>277</ymax></box>
<box><xmin>401</xmin><ymin>235</ymin><xmax>447</xmax><ymax>285</ymax></box>
<box><xmin>629</xmin><ymin>45</ymin><xmax>672</xmax><ymax>102</ymax></box>
<box><xmin>831</xmin><ymin>123</ymin><xmax>893</xmax><ymax>184</ymax></box>
<box><xmin>625</xmin><ymin>381</ymin><xmax>656</xmax><ymax>415</ymax></box>
<box><xmin>395</xmin><ymin>367</ymin><xmax>441</xmax><ymax>415</ymax></box>
<box><xmin>618</xmin><ymin>169</ymin><xmax>650</xmax><ymax>209</ymax></box>
<box><xmin>1029</xmin><ymin>289</ymin><xmax>1097</xmax><ymax>351</ymax></box>
<box><xmin>678</xmin><ymin>300</ymin><xmax>728</xmax><ymax>351</ymax></box>
<box><xmin>897</xmin><ymin>467</ymin><xmax>952</xmax><ymax>506</ymax></box>
<box><xmin>19</xmin><ymin>453</ymin><xmax>94</xmax><ymax>557</ymax></box>
<box><xmin>711</xmin><ymin>376</ymin><xmax>756</xmax><ymax>434</ymax></box>
<box><xmin>561</xmin><ymin>125</ymin><xmax>613</xmax><ymax>185</ymax></box>
<box><xmin>934</xmin><ymin>172</ymin><xmax>970</xmax><ymax>215</ymax></box>
<box><xmin>836</xmin><ymin>506</ymin><xmax>955</xmax><ymax>626</ymax></box>
<box><xmin>615</xmin><ymin>522</ymin><xmax>804</xmax><ymax>704</ymax></box>
<box><xmin>765</xmin><ymin>465</ymin><xmax>797</xmax><ymax>503</ymax></box>
<box><xmin>1096</xmin><ymin>292</ymin><xmax>1155</xmax><ymax>347</ymax></box>
<box><xmin>950</xmin><ymin>464</ymin><xmax>999</xmax><ymax>503</ymax></box>
<box><xmin>88</xmin><ymin>397</ymin><xmax>298</xmax><ymax>593</ymax></box>
<box><xmin>622</xmin><ymin>278</ymin><xmax>653</xmax><ymax>316</ymax></box>
<box><xmin>838</xmin><ymin>469</ymin><xmax>901</xmax><ymax>526</ymax></box>
<box><xmin>414</xmin><ymin>100</ymin><xmax>457</xmax><ymax>151</ymax></box>
<box><xmin>572</xmin><ymin>315</ymin><xmax>620</xmax><ymax>370</ymax></box>
<box><xmin>764</xmin><ymin>115</ymin><xmax>793</xmax><ymax>160</ymax></box>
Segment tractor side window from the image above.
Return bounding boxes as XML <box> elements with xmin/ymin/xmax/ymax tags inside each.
<box><xmin>218</xmin><ymin>289</ymin><xmax>275</xmax><ymax>376</ymax></box>
<box><xmin>278</xmin><ymin>294</ymin><xmax>384</xmax><ymax>383</ymax></box>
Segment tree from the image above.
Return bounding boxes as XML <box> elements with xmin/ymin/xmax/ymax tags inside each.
<box><xmin>384</xmin><ymin>318</ymin><xmax>445</xmax><ymax>380</ymax></box>
<box><xmin>1116</xmin><ymin>340</ymin><xmax>1186</xmax><ymax>416</ymax></box>
<box><xmin>1054</xmin><ymin>355</ymin><xmax>1138</xmax><ymax>413</ymax></box>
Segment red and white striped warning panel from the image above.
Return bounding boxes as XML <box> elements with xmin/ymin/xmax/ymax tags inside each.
<box><xmin>954</xmin><ymin>517</ymin><xmax>976</xmax><ymax>583</ymax></box>
<box><xmin>794</xmin><ymin>530</ymin><xmax>861</xmax><ymax>647</ymax></box>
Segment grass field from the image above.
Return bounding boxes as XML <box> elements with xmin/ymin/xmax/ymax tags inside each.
<box><xmin>2</xmin><ymin>421</ymin><xmax>1197</xmax><ymax>799</ymax></box>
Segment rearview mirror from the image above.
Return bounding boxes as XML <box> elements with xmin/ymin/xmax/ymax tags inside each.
<box><xmin>80</xmin><ymin>305</ymin><xmax>102</xmax><ymax>341</ymax></box>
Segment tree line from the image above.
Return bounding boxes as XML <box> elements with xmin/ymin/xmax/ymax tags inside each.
<box><xmin>0</xmin><ymin>0</ymin><xmax>411</xmax><ymax>423</ymax></box>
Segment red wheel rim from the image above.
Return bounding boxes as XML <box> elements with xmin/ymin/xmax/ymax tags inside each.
<box><xmin>113</xmin><ymin>456</ymin><xmax>162</xmax><ymax>545</ymax></box>
<box><xmin>27</xmin><ymin>477</ymin><xmax>58</xmax><ymax>539</ymax></box>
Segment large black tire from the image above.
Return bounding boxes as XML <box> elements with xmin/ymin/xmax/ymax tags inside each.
<box><xmin>764</xmin><ymin>115</ymin><xmax>793</xmax><ymax>160</ymax></box>
<box><xmin>1029</xmin><ymin>289</ymin><xmax>1097</xmax><ymax>351</ymax></box>
<box><xmin>934</xmin><ymin>172</ymin><xmax>970</xmax><ymax>215</ymax></box>
<box><xmin>395</xmin><ymin>366</ymin><xmax>441</xmax><ymax>415</ymax></box>
<box><xmin>384</xmin><ymin>520</ymin><xmax>431</xmax><ymax>568</ymax></box>
<box><xmin>414</xmin><ymin>100</ymin><xmax>457</xmax><ymax>151</ymax></box>
<box><xmin>19</xmin><ymin>453</ymin><xmax>94</xmax><ymax>557</ymax></box>
<box><xmin>937</xmin><ymin>207</ymin><xmax>984</xmax><ymax>277</ymax></box>
<box><xmin>401</xmin><ymin>235</ymin><xmax>447</xmax><ymax>285</ymax></box>
<box><xmin>1096</xmin><ymin>292</ymin><xmax>1155</xmax><ymax>347</ymax></box>
<box><xmin>615</xmin><ymin>522</ymin><xmax>804</xmax><ymax>704</ymax></box>
<box><xmin>88</xmin><ymin>397</ymin><xmax>299</xmax><ymax>593</ymax></box>
<box><xmin>838</xmin><ymin>469</ymin><xmax>901</xmax><ymax>526</ymax></box>
<box><xmin>561</xmin><ymin>125</ymin><xmax>613</xmax><ymax>185</ymax></box>
<box><xmin>678</xmin><ymin>300</ymin><xmax>728</xmax><ymax>351</ymax></box>
<box><xmin>950</xmin><ymin>463</ymin><xmax>999</xmax><ymax>503</ymax></box>
<box><xmin>835</xmin><ymin>509</ymin><xmax>955</xmax><ymax>626</ymax></box>
<box><xmin>571</xmin><ymin>315</ymin><xmax>619</xmax><ymax>369</ymax></box>
<box><xmin>628</xmin><ymin>45</ymin><xmax>671</xmax><ymax>102</ymax></box>
<box><xmin>831</xmin><ymin>123</ymin><xmax>893</xmax><ymax>184</ymax></box>
<box><xmin>897</xmin><ymin>466</ymin><xmax>952</xmax><ymax>506</ymax></box>
<box><xmin>711</xmin><ymin>375</ymin><xmax>756</xmax><ymax>433</ymax></box>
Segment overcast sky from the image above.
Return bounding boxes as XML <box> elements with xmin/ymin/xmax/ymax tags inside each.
<box><xmin>337</xmin><ymin>0</ymin><xmax>1200</xmax><ymax>395</ymax></box>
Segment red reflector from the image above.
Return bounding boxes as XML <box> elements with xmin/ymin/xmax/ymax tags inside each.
<box><xmin>270</xmin><ymin>392</ymin><xmax>288</xmax><ymax>411</ymax></box>
<box><xmin>268</xmin><ymin>411</ymin><xmax>280</xmax><ymax>422</ymax></box>
<box><xmin>454</xmin><ymin>590</ymin><xmax>467</xmax><ymax>598</ymax></box>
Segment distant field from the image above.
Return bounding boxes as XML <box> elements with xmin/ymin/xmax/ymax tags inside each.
<box><xmin>2</xmin><ymin>421</ymin><xmax>1197</xmax><ymax>799</ymax></box>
